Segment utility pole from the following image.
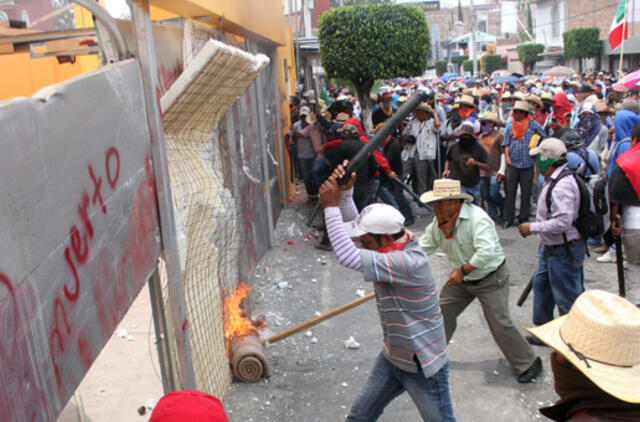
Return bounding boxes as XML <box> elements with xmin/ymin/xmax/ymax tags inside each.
<box><xmin>470</xmin><ymin>0</ymin><xmax>477</xmax><ymax>75</ymax></box>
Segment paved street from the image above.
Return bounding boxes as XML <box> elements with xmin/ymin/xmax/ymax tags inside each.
<box><xmin>223</xmin><ymin>188</ymin><xmax>617</xmax><ymax>422</ymax></box>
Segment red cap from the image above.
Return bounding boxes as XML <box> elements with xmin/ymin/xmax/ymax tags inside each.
<box><xmin>150</xmin><ymin>390</ymin><xmax>229</xmax><ymax>422</ymax></box>
<box><xmin>381</xmin><ymin>92</ymin><xmax>393</xmax><ymax>100</ymax></box>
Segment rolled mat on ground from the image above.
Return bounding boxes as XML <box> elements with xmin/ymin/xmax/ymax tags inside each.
<box><xmin>229</xmin><ymin>335</ymin><xmax>270</xmax><ymax>383</ymax></box>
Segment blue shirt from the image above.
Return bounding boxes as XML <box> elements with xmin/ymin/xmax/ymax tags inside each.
<box><xmin>567</xmin><ymin>148</ymin><xmax>599</xmax><ymax>177</ymax></box>
<box><xmin>608</xmin><ymin>139</ymin><xmax>631</xmax><ymax>178</ymax></box>
<box><xmin>502</xmin><ymin>119</ymin><xmax>546</xmax><ymax>169</ymax></box>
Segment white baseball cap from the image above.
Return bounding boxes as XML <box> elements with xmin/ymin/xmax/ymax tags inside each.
<box><xmin>345</xmin><ymin>203</ymin><xmax>405</xmax><ymax>238</ymax></box>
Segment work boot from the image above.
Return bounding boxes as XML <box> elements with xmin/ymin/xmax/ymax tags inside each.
<box><xmin>517</xmin><ymin>357</ymin><xmax>542</xmax><ymax>384</ymax></box>
<box><xmin>526</xmin><ymin>335</ymin><xmax>548</xmax><ymax>347</ymax></box>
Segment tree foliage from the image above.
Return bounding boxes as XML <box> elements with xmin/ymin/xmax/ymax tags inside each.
<box><xmin>451</xmin><ymin>55</ymin><xmax>468</xmax><ymax>65</ymax></box>
<box><xmin>563</xmin><ymin>27</ymin><xmax>601</xmax><ymax>60</ymax></box>
<box><xmin>516</xmin><ymin>43</ymin><xmax>545</xmax><ymax>73</ymax></box>
<box><xmin>463</xmin><ymin>60</ymin><xmax>473</xmax><ymax>73</ymax></box>
<box><xmin>435</xmin><ymin>60</ymin><xmax>448</xmax><ymax>76</ymax></box>
<box><xmin>482</xmin><ymin>54</ymin><xmax>502</xmax><ymax>74</ymax></box>
<box><xmin>330</xmin><ymin>0</ymin><xmax>391</xmax><ymax>7</ymax></box>
<box><xmin>319</xmin><ymin>4</ymin><xmax>430</xmax><ymax>128</ymax></box>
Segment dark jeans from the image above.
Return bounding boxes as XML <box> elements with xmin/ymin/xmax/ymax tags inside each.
<box><xmin>298</xmin><ymin>156</ymin><xmax>317</xmax><ymax>196</ymax></box>
<box><xmin>504</xmin><ymin>165</ymin><xmax>533</xmax><ymax>224</ymax></box>
<box><xmin>311</xmin><ymin>159</ymin><xmax>330</xmax><ymax>191</ymax></box>
<box><xmin>480</xmin><ymin>176</ymin><xmax>504</xmax><ymax>219</ymax></box>
<box><xmin>348</xmin><ymin>353</ymin><xmax>456</xmax><ymax>422</ymax></box>
<box><xmin>386</xmin><ymin>179</ymin><xmax>414</xmax><ymax>221</ymax></box>
<box><xmin>532</xmin><ymin>240</ymin><xmax>586</xmax><ymax>326</ymax></box>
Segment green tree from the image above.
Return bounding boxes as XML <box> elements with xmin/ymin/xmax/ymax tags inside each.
<box><xmin>482</xmin><ymin>54</ymin><xmax>502</xmax><ymax>74</ymax></box>
<box><xmin>330</xmin><ymin>0</ymin><xmax>391</xmax><ymax>7</ymax></box>
<box><xmin>450</xmin><ymin>55</ymin><xmax>468</xmax><ymax>65</ymax></box>
<box><xmin>435</xmin><ymin>60</ymin><xmax>448</xmax><ymax>76</ymax></box>
<box><xmin>563</xmin><ymin>27</ymin><xmax>601</xmax><ymax>74</ymax></box>
<box><xmin>516</xmin><ymin>43</ymin><xmax>545</xmax><ymax>74</ymax></box>
<box><xmin>319</xmin><ymin>4</ymin><xmax>430</xmax><ymax>129</ymax></box>
<box><xmin>462</xmin><ymin>60</ymin><xmax>473</xmax><ymax>73</ymax></box>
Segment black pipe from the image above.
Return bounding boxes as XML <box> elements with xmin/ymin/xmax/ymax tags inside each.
<box><xmin>616</xmin><ymin>236</ymin><xmax>626</xmax><ymax>297</ymax></box>
<box><xmin>341</xmin><ymin>90</ymin><xmax>428</xmax><ymax>183</ymax></box>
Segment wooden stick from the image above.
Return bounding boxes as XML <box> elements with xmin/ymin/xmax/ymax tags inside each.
<box><xmin>267</xmin><ymin>292</ymin><xmax>375</xmax><ymax>343</ymax></box>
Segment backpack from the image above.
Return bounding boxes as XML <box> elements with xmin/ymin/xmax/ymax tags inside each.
<box><xmin>545</xmin><ymin>169</ymin><xmax>609</xmax><ymax>239</ymax></box>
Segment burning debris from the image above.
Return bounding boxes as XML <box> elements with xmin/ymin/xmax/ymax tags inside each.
<box><xmin>223</xmin><ymin>283</ymin><xmax>270</xmax><ymax>383</ymax></box>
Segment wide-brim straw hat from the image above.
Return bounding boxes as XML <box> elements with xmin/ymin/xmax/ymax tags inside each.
<box><xmin>513</xmin><ymin>100</ymin><xmax>534</xmax><ymax>113</ymax></box>
<box><xmin>541</xmin><ymin>92</ymin><xmax>555</xmax><ymax>102</ymax></box>
<box><xmin>526</xmin><ymin>95</ymin><xmax>543</xmax><ymax>108</ymax></box>
<box><xmin>420</xmin><ymin>179</ymin><xmax>474</xmax><ymax>203</ymax></box>
<box><xmin>526</xmin><ymin>290</ymin><xmax>640</xmax><ymax>403</ymax></box>
<box><xmin>455</xmin><ymin>95</ymin><xmax>475</xmax><ymax>107</ymax></box>
<box><xmin>414</xmin><ymin>102</ymin><xmax>433</xmax><ymax>113</ymax></box>
<box><xmin>479</xmin><ymin>111</ymin><xmax>503</xmax><ymax>126</ymax></box>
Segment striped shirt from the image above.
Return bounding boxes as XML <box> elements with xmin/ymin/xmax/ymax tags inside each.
<box><xmin>324</xmin><ymin>191</ymin><xmax>449</xmax><ymax>378</ymax></box>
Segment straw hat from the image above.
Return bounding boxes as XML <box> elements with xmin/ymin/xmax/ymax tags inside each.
<box><xmin>541</xmin><ymin>92</ymin><xmax>555</xmax><ymax>102</ymax></box>
<box><xmin>526</xmin><ymin>95</ymin><xmax>542</xmax><ymax>108</ymax></box>
<box><xmin>526</xmin><ymin>290</ymin><xmax>640</xmax><ymax>403</ymax></box>
<box><xmin>420</xmin><ymin>179</ymin><xmax>474</xmax><ymax>203</ymax></box>
<box><xmin>512</xmin><ymin>93</ymin><xmax>524</xmax><ymax>101</ymax></box>
<box><xmin>455</xmin><ymin>95</ymin><xmax>475</xmax><ymax>107</ymax></box>
<box><xmin>415</xmin><ymin>102</ymin><xmax>434</xmax><ymax>113</ymax></box>
<box><xmin>594</xmin><ymin>101</ymin><xmax>609</xmax><ymax>114</ymax></box>
<box><xmin>513</xmin><ymin>100</ymin><xmax>534</xmax><ymax>113</ymax></box>
<box><xmin>501</xmin><ymin>92</ymin><xmax>513</xmax><ymax>101</ymax></box>
<box><xmin>479</xmin><ymin>111</ymin><xmax>503</xmax><ymax>126</ymax></box>
<box><xmin>335</xmin><ymin>112</ymin><xmax>350</xmax><ymax>123</ymax></box>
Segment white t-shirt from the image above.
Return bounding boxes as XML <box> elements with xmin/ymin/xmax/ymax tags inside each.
<box><xmin>623</xmin><ymin>205</ymin><xmax>640</xmax><ymax>230</ymax></box>
<box><xmin>402</xmin><ymin>118</ymin><xmax>438</xmax><ymax>161</ymax></box>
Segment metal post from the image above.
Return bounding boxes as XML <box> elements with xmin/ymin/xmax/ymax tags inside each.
<box><xmin>148</xmin><ymin>266</ymin><xmax>175</xmax><ymax>393</ymax></box>
<box><xmin>129</xmin><ymin>0</ymin><xmax>196</xmax><ymax>390</ymax></box>
<box><xmin>250</xmin><ymin>41</ymin><xmax>276</xmax><ymax>247</ymax></box>
<box><xmin>272</xmin><ymin>53</ymin><xmax>289</xmax><ymax>208</ymax></box>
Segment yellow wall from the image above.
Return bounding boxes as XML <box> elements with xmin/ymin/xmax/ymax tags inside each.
<box><xmin>150</xmin><ymin>0</ymin><xmax>288</xmax><ymax>46</ymax></box>
<box><xmin>0</xmin><ymin>51</ymin><xmax>83</xmax><ymax>100</ymax></box>
<box><xmin>0</xmin><ymin>4</ymin><xmax>100</xmax><ymax>101</ymax></box>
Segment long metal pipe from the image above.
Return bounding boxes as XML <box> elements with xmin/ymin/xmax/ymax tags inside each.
<box><xmin>342</xmin><ymin>90</ymin><xmax>428</xmax><ymax>180</ymax></box>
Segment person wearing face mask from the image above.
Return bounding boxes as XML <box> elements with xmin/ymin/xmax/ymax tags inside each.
<box><xmin>499</xmin><ymin>91</ymin><xmax>515</xmax><ymax>124</ymax></box>
<box><xmin>479</xmin><ymin>93</ymin><xmax>496</xmax><ymax>114</ymax></box>
<box><xmin>443</xmin><ymin>121</ymin><xmax>489</xmax><ymax>205</ymax></box>
<box><xmin>319</xmin><ymin>162</ymin><xmax>456</xmax><ymax>422</ymax></box>
<box><xmin>419</xmin><ymin>179</ymin><xmax>542</xmax><ymax>384</ymax></box>
<box><xmin>478</xmin><ymin>112</ymin><xmax>505</xmax><ymax>222</ymax></box>
<box><xmin>502</xmin><ymin>101</ymin><xmax>547</xmax><ymax>228</ymax></box>
<box><xmin>519</xmin><ymin>138</ymin><xmax>586</xmax><ymax>344</ymax></box>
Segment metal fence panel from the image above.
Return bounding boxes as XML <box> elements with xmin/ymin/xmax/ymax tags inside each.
<box><xmin>0</xmin><ymin>59</ymin><xmax>160</xmax><ymax>422</ymax></box>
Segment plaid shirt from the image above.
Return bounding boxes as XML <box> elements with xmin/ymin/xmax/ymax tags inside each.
<box><xmin>502</xmin><ymin>119</ymin><xmax>546</xmax><ymax>169</ymax></box>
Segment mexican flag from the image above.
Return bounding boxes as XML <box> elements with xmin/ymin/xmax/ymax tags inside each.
<box><xmin>609</xmin><ymin>0</ymin><xmax>628</xmax><ymax>50</ymax></box>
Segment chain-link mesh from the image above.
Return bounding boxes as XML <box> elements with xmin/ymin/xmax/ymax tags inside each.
<box><xmin>159</xmin><ymin>33</ymin><xmax>270</xmax><ymax>399</ymax></box>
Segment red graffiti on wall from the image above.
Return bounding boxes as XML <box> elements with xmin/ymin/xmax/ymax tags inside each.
<box><xmin>0</xmin><ymin>274</ymin><xmax>49</xmax><ymax>422</ymax></box>
<box><xmin>48</xmin><ymin>146</ymin><xmax>123</xmax><ymax>390</ymax></box>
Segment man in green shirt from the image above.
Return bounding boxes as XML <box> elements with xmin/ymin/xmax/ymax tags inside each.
<box><xmin>419</xmin><ymin>179</ymin><xmax>542</xmax><ymax>383</ymax></box>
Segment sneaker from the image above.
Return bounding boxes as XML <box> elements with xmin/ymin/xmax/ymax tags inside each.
<box><xmin>404</xmin><ymin>217</ymin><xmax>416</xmax><ymax>226</ymax></box>
<box><xmin>314</xmin><ymin>241</ymin><xmax>332</xmax><ymax>251</ymax></box>
<box><xmin>517</xmin><ymin>357</ymin><xmax>542</xmax><ymax>384</ymax></box>
<box><xmin>596</xmin><ymin>251</ymin><xmax>616</xmax><ymax>263</ymax></box>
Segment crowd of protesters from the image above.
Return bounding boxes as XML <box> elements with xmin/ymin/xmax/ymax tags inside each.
<box><xmin>285</xmin><ymin>70</ymin><xmax>640</xmax><ymax>421</ymax></box>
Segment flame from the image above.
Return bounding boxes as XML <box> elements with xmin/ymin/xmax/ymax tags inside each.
<box><xmin>223</xmin><ymin>283</ymin><xmax>258</xmax><ymax>354</ymax></box>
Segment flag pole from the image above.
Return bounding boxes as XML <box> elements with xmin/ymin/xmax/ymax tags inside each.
<box><xmin>619</xmin><ymin>0</ymin><xmax>628</xmax><ymax>77</ymax></box>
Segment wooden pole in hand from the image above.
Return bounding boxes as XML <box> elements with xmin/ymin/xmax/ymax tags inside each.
<box><xmin>267</xmin><ymin>292</ymin><xmax>375</xmax><ymax>343</ymax></box>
